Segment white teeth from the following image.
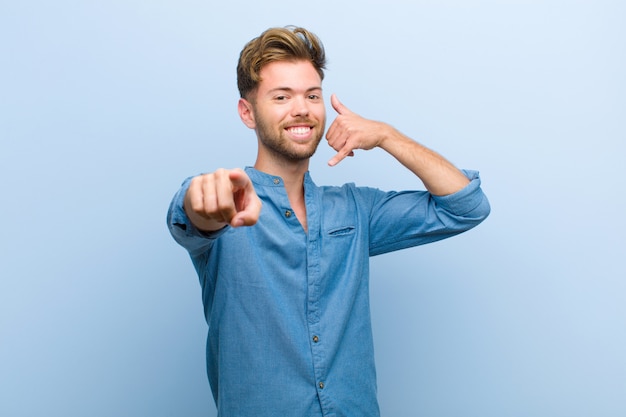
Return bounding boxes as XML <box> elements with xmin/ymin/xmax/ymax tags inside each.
<box><xmin>288</xmin><ymin>127</ymin><xmax>310</xmax><ymax>135</ymax></box>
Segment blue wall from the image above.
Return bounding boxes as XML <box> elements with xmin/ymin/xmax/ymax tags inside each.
<box><xmin>1</xmin><ymin>1</ymin><xmax>624</xmax><ymax>416</ymax></box>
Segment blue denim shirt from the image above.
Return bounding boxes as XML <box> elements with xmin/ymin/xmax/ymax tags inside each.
<box><xmin>167</xmin><ymin>167</ymin><xmax>490</xmax><ymax>417</ymax></box>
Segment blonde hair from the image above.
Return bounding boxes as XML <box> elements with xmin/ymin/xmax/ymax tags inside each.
<box><xmin>237</xmin><ymin>26</ymin><xmax>326</xmax><ymax>99</ymax></box>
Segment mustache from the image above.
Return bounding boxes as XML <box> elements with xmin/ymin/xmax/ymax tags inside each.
<box><xmin>282</xmin><ymin>118</ymin><xmax>317</xmax><ymax>127</ymax></box>
<box><xmin>282</xmin><ymin>117</ymin><xmax>327</xmax><ymax>131</ymax></box>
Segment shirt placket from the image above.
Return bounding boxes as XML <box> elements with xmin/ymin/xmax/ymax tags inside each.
<box><xmin>304</xmin><ymin>183</ymin><xmax>333</xmax><ymax>415</ymax></box>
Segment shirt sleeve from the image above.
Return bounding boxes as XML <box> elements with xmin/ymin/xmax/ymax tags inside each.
<box><xmin>166</xmin><ymin>177</ymin><xmax>230</xmax><ymax>256</ymax></box>
<box><xmin>367</xmin><ymin>169</ymin><xmax>490</xmax><ymax>256</ymax></box>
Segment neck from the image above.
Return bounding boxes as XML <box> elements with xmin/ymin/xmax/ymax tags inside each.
<box><xmin>254</xmin><ymin>153</ymin><xmax>310</xmax><ymax>232</ymax></box>
<box><xmin>254</xmin><ymin>155</ymin><xmax>309</xmax><ymax>197</ymax></box>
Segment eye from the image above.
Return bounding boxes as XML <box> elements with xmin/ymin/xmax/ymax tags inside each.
<box><xmin>275</xmin><ymin>95</ymin><xmax>287</xmax><ymax>101</ymax></box>
<box><xmin>308</xmin><ymin>94</ymin><xmax>321</xmax><ymax>100</ymax></box>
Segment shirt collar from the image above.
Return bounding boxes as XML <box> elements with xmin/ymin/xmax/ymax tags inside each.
<box><xmin>245</xmin><ymin>166</ymin><xmax>315</xmax><ymax>188</ymax></box>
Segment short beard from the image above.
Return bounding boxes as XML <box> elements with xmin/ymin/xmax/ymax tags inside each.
<box><xmin>255</xmin><ymin>115</ymin><xmax>325</xmax><ymax>162</ymax></box>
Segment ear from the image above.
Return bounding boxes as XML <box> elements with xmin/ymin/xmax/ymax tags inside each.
<box><xmin>238</xmin><ymin>98</ymin><xmax>256</xmax><ymax>129</ymax></box>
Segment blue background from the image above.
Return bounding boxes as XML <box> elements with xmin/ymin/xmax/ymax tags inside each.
<box><xmin>1</xmin><ymin>1</ymin><xmax>624</xmax><ymax>416</ymax></box>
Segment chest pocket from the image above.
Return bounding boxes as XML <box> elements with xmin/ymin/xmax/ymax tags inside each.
<box><xmin>327</xmin><ymin>226</ymin><xmax>356</xmax><ymax>237</ymax></box>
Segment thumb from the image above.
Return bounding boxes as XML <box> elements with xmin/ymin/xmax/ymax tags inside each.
<box><xmin>331</xmin><ymin>94</ymin><xmax>351</xmax><ymax>115</ymax></box>
<box><xmin>231</xmin><ymin>195</ymin><xmax>262</xmax><ymax>227</ymax></box>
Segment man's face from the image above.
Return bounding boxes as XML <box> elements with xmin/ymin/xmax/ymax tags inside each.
<box><xmin>244</xmin><ymin>60</ymin><xmax>326</xmax><ymax>162</ymax></box>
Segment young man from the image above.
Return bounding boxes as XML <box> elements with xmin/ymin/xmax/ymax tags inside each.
<box><xmin>168</xmin><ymin>26</ymin><xmax>490</xmax><ymax>417</ymax></box>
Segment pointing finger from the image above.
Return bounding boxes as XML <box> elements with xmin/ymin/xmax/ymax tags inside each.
<box><xmin>228</xmin><ymin>169</ymin><xmax>262</xmax><ymax>227</ymax></box>
<box><xmin>231</xmin><ymin>193</ymin><xmax>262</xmax><ymax>227</ymax></box>
<box><xmin>228</xmin><ymin>168</ymin><xmax>253</xmax><ymax>192</ymax></box>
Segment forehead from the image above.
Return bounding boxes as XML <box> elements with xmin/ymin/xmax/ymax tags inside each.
<box><xmin>257</xmin><ymin>60</ymin><xmax>322</xmax><ymax>92</ymax></box>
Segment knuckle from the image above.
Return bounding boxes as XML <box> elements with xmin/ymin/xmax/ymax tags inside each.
<box><xmin>189</xmin><ymin>199</ymin><xmax>202</xmax><ymax>212</ymax></box>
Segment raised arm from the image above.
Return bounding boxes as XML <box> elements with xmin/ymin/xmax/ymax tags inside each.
<box><xmin>184</xmin><ymin>168</ymin><xmax>262</xmax><ymax>231</ymax></box>
<box><xmin>326</xmin><ymin>94</ymin><xmax>469</xmax><ymax>196</ymax></box>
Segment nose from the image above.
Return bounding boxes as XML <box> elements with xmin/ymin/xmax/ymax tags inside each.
<box><xmin>291</xmin><ymin>96</ymin><xmax>309</xmax><ymax>118</ymax></box>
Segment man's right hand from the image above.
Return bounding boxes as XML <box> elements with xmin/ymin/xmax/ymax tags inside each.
<box><xmin>184</xmin><ymin>168</ymin><xmax>262</xmax><ymax>231</ymax></box>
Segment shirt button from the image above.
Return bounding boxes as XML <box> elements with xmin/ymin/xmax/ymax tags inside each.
<box><xmin>273</xmin><ymin>178</ymin><xmax>280</xmax><ymax>184</ymax></box>
<box><xmin>318</xmin><ymin>382</ymin><xmax>324</xmax><ymax>389</ymax></box>
<box><xmin>312</xmin><ymin>335</ymin><xmax>319</xmax><ymax>343</ymax></box>
<box><xmin>285</xmin><ymin>210</ymin><xmax>292</xmax><ymax>218</ymax></box>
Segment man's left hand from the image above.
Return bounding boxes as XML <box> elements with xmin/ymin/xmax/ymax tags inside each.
<box><xmin>326</xmin><ymin>94</ymin><xmax>390</xmax><ymax>166</ymax></box>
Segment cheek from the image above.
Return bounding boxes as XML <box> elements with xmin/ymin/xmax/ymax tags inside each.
<box><xmin>264</xmin><ymin>108</ymin><xmax>289</xmax><ymax>125</ymax></box>
<box><xmin>314</xmin><ymin>105</ymin><xmax>326</xmax><ymax>122</ymax></box>
<box><xmin>319</xmin><ymin>109</ymin><xmax>327</xmax><ymax>127</ymax></box>
<box><xmin>255</xmin><ymin>109</ymin><xmax>278</xmax><ymax>128</ymax></box>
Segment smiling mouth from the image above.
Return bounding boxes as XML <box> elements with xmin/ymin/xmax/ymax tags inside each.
<box><xmin>286</xmin><ymin>126</ymin><xmax>312</xmax><ymax>136</ymax></box>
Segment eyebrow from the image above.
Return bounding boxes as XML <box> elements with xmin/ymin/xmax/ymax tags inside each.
<box><xmin>267</xmin><ymin>86</ymin><xmax>323</xmax><ymax>94</ymax></box>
